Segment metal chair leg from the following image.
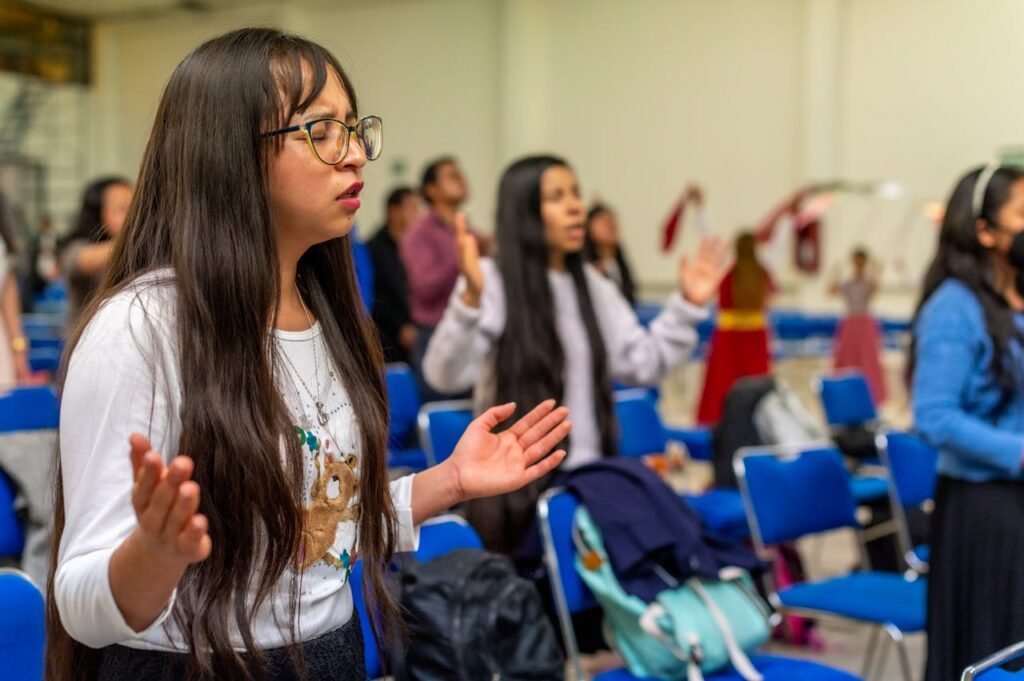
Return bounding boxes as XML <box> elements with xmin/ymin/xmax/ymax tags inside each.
<box><xmin>861</xmin><ymin>625</ymin><xmax>881</xmax><ymax>680</ymax></box>
<box><xmin>872</xmin><ymin>632</ymin><xmax>892</xmax><ymax>681</ymax></box>
<box><xmin>884</xmin><ymin>624</ymin><xmax>914</xmax><ymax>681</ymax></box>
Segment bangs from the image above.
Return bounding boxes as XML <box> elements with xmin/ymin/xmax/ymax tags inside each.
<box><xmin>265</xmin><ymin>37</ymin><xmax>358</xmax><ymax>142</ymax></box>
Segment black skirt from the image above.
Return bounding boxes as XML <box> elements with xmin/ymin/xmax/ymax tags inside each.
<box><xmin>926</xmin><ymin>475</ymin><xmax>1024</xmax><ymax>681</ymax></box>
<box><xmin>94</xmin><ymin>613</ymin><xmax>365</xmax><ymax>681</ymax></box>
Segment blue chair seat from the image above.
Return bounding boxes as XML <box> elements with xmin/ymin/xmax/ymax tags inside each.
<box><xmin>684</xmin><ymin>489</ymin><xmax>750</xmax><ymax>541</ymax></box>
<box><xmin>665</xmin><ymin>426</ymin><xmax>713</xmax><ymax>461</ymax></box>
<box><xmin>850</xmin><ymin>475</ymin><xmax>889</xmax><ymax>503</ymax></box>
<box><xmin>594</xmin><ymin>654</ymin><xmax>862</xmax><ymax>680</ymax></box>
<box><xmin>779</xmin><ymin>572</ymin><xmax>926</xmax><ymax>632</ymax></box>
<box><xmin>387</xmin><ymin>447</ymin><xmax>428</xmax><ymax>471</ymax></box>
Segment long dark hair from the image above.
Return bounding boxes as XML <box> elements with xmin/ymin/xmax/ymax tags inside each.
<box><xmin>731</xmin><ymin>232</ymin><xmax>768</xmax><ymax>310</ymax></box>
<box><xmin>47</xmin><ymin>28</ymin><xmax>397</xmax><ymax>680</ymax></box>
<box><xmin>910</xmin><ymin>165</ymin><xmax>1024</xmax><ymax>395</ymax></box>
<box><xmin>582</xmin><ymin>203</ymin><xmax>636</xmax><ymax>305</ymax></box>
<box><xmin>0</xmin><ymin>190</ymin><xmax>16</xmax><ymax>255</ymax></box>
<box><xmin>60</xmin><ymin>176</ymin><xmax>132</xmax><ymax>249</ymax></box>
<box><xmin>493</xmin><ymin>156</ymin><xmax>616</xmax><ymax>457</ymax></box>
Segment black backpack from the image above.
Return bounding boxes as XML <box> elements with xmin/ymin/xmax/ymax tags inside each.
<box><xmin>390</xmin><ymin>548</ymin><xmax>565</xmax><ymax>681</ymax></box>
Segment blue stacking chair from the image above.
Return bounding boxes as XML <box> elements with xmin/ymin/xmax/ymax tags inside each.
<box><xmin>351</xmin><ymin>515</ymin><xmax>483</xmax><ymax>680</ymax></box>
<box><xmin>734</xmin><ymin>446</ymin><xmax>926</xmax><ymax>681</ymax></box>
<box><xmin>816</xmin><ymin>372</ymin><xmax>878</xmax><ymax>429</ymax></box>
<box><xmin>537</xmin><ymin>488</ymin><xmax>863</xmax><ymax>681</ymax></box>
<box><xmin>417</xmin><ymin>399</ymin><xmax>474</xmax><ymax>466</ymax></box>
<box><xmin>876</xmin><ymin>431</ymin><xmax>938</xmax><ymax>574</ymax></box>
<box><xmin>0</xmin><ymin>386</ymin><xmax>60</xmax><ymax>433</ymax></box>
<box><xmin>615</xmin><ymin>389</ymin><xmax>712</xmax><ymax>461</ymax></box>
<box><xmin>814</xmin><ymin>372</ymin><xmax>889</xmax><ymax>505</ymax></box>
<box><xmin>0</xmin><ymin>568</ymin><xmax>44</xmax><ymax>681</ymax></box>
<box><xmin>384</xmin><ymin>364</ymin><xmax>428</xmax><ymax>471</ymax></box>
<box><xmin>615</xmin><ymin>389</ymin><xmax>747</xmax><ymax>542</ymax></box>
<box><xmin>962</xmin><ymin>640</ymin><xmax>1024</xmax><ymax>680</ymax></box>
<box><xmin>28</xmin><ymin>348</ymin><xmax>61</xmax><ymax>375</ymax></box>
<box><xmin>0</xmin><ymin>386</ymin><xmax>59</xmax><ymax>560</ymax></box>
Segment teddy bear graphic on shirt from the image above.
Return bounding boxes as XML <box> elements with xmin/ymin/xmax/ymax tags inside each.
<box><xmin>295</xmin><ymin>426</ymin><xmax>360</xmax><ymax>572</ymax></box>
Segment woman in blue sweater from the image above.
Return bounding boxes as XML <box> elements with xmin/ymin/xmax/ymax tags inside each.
<box><xmin>912</xmin><ymin>163</ymin><xmax>1024</xmax><ymax>681</ymax></box>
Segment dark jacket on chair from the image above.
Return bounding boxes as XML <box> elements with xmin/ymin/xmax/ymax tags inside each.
<box><xmin>562</xmin><ymin>458</ymin><xmax>762</xmax><ymax>602</ymax></box>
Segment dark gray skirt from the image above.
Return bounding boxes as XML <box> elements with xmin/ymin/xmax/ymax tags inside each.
<box><xmin>926</xmin><ymin>475</ymin><xmax>1024</xmax><ymax>681</ymax></box>
<box><xmin>95</xmin><ymin>614</ymin><xmax>365</xmax><ymax>681</ymax></box>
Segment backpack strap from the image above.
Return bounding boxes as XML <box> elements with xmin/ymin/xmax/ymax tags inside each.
<box><xmin>690</xmin><ymin>580</ymin><xmax>763</xmax><ymax>681</ymax></box>
<box><xmin>638</xmin><ymin>603</ymin><xmax>706</xmax><ymax>681</ymax></box>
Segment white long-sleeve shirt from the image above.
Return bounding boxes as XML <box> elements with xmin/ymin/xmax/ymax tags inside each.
<box><xmin>55</xmin><ymin>270</ymin><xmax>418</xmax><ymax>651</ymax></box>
<box><xmin>423</xmin><ymin>258</ymin><xmax>706</xmax><ymax>468</ymax></box>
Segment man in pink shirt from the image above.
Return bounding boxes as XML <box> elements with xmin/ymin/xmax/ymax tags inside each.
<box><xmin>401</xmin><ymin>157</ymin><xmax>484</xmax><ymax>400</ymax></box>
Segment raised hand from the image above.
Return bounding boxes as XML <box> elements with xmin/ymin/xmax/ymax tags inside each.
<box><xmin>446</xmin><ymin>400</ymin><xmax>570</xmax><ymax>501</ymax></box>
<box><xmin>678</xmin><ymin>235</ymin><xmax>730</xmax><ymax>306</ymax></box>
<box><xmin>455</xmin><ymin>212</ymin><xmax>484</xmax><ymax>308</ymax></box>
<box><xmin>128</xmin><ymin>433</ymin><xmax>211</xmax><ymax>566</ymax></box>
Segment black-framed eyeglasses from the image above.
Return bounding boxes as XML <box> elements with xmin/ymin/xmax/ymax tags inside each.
<box><xmin>262</xmin><ymin>115</ymin><xmax>383</xmax><ymax>165</ymax></box>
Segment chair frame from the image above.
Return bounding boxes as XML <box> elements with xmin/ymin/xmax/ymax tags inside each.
<box><xmin>733</xmin><ymin>443</ymin><xmax>917</xmax><ymax>681</ymax></box>
<box><xmin>961</xmin><ymin>640</ymin><xmax>1024</xmax><ymax>680</ymax></box>
<box><xmin>875</xmin><ymin>431</ymin><xmax>933</xmax><ymax>576</ymax></box>
<box><xmin>416</xmin><ymin>398</ymin><xmax>474</xmax><ymax>467</ymax></box>
<box><xmin>537</xmin><ymin>486</ymin><xmax>588</xmax><ymax>681</ymax></box>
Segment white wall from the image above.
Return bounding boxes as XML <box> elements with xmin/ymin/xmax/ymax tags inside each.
<box><xmin>87</xmin><ymin>0</ymin><xmax>1024</xmax><ymax>316</ymax></box>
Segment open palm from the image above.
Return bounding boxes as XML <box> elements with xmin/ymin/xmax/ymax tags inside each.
<box><xmin>448</xmin><ymin>400</ymin><xmax>571</xmax><ymax>501</ymax></box>
<box><xmin>679</xmin><ymin>235</ymin><xmax>730</xmax><ymax>306</ymax></box>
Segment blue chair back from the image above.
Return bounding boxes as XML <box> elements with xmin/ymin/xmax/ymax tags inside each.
<box><xmin>348</xmin><ymin>562</ymin><xmax>382</xmax><ymax>679</ymax></box>
<box><xmin>538</xmin><ymin>489</ymin><xmax>597</xmax><ymax>615</ymax></box>
<box><xmin>818</xmin><ymin>372</ymin><xmax>877</xmax><ymax>426</ymax></box>
<box><xmin>614</xmin><ymin>389</ymin><xmax>667</xmax><ymax>458</ymax></box>
<box><xmin>736</xmin><ymin>446</ymin><xmax>859</xmax><ymax>547</ymax></box>
<box><xmin>881</xmin><ymin>431</ymin><xmax>938</xmax><ymax>509</ymax></box>
<box><xmin>417</xmin><ymin>400</ymin><xmax>473</xmax><ymax>466</ymax></box>
<box><xmin>385</xmin><ymin>363</ymin><xmax>419</xmax><ymax>445</ymax></box>
<box><xmin>0</xmin><ymin>473</ymin><xmax>24</xmax><ymax>557</ymax></box>
<box><xmin>28</xmin><ymin>348</ymin><xmax>61</xmax><ymax>374</ymax></box>
<box><xmin>415</xmin><ymin>515</ymin><xmax>483</xmax><ymax>563</ymax></box>
<box><xmin>0</xmin><ymin>569</ymin><xmax>44</xmax><ymax>681</ymax></box>
<box><xmin>0</xmin><ymin>386</ymin><xmax>59</xmax><ymax>433</ymax></box>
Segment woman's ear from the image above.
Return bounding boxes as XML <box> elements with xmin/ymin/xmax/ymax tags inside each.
<box><xmin>976</xmin><ymin>218</ymin><xmax>997</xmax><ymax>248</ymax></box>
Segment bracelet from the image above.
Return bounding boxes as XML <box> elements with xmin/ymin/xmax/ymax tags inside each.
<box><xmin>10</xmin><ymin>336</ymin><xmax>27</xmax><ymax>353</ymax></box>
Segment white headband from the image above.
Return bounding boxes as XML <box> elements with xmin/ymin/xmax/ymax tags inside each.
<box><xmin>972</xmin><ymin>161</ymin><xmax>1001</xmax><ymax>221</ymax></box>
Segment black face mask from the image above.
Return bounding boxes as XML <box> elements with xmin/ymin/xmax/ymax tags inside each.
<box><xmin>988</xmin><ymin>223</ymin><xmax>1024</xmax><ymax>271</ymax></box>
<box><xmin>1010</xmin><ymin>230</ymin><xmax>1024</xmax><ymax>271</ymax></box>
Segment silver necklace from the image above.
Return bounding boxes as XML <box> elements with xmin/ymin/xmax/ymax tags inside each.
<box><xmin>289</xmin><ymin>283</ymin><xmax>330</xmax><ymax>426</ymax></box>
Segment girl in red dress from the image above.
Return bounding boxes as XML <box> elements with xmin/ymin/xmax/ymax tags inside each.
<box><xmin>696</xmin><ymin>232</ymin><xmax>773</xmax><ymax>425</ymax></box>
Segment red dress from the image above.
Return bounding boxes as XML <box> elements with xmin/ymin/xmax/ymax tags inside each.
<box><xmin>832</xmin><ymin>279</ymin><xmax>887</xmax><ymax>404</ymax></box>
<box><xmin>696</xmin><ymin>270</ymin><xmax>772</xmax><ymax>425</ymax></box>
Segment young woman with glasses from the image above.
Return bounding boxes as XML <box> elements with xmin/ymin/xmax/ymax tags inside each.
<box><xmin>47</xmin><ymin>28</ymin><xmax>570</xmax><ymax>681</ymax></box>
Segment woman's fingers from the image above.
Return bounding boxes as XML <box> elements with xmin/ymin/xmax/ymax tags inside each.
<box><xmin>515</xmin><ymin>405</ymin><xmax>569</xmax><ymax>449</ymax></box>
<box><xmin>137</xmin><ymin>456</ymin><xmax>194</xmax><ymax>535</ymax></box>
<box><xmin>129</xmin><ymin>434</ymin><xmax>153</xmax><ymax>481</ymax></box>
<box><xmin>160</xmin><ymin>480</ymin><xmax>200</xmax><ymax>543</ymax></box>
<box><xmin>131</xmin><ymin>450</ymin><xmax>164</xmax><ymax>514</ymax></box>
<box><xmin>177</xmin><ymin>514</ymin><xmax>212</xmax><ymax>563</ymax></box>
<box><xmin>523</xmin><ymin>421</ymin><xmax>573</xmax><ymax>464</ymax></box>
<box><xmin>473</xmin><ymin>402</ymin><xmax>517</xmax><ymax>432</ymax></box>
<box><xmin>523</xmin><ymin>449</ymin><xmax>567</xmax><ymax>483</ymax></box>
<box><xmin>507</xmin><ymin>399</ymin><xmax>557</xmax><ymax>438</ymax></box>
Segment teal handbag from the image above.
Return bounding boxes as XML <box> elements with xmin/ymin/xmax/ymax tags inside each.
<box><xmin>573</xmin><ymin>507</ymin><xmax>772</xmax><ymax>681</ymax></box>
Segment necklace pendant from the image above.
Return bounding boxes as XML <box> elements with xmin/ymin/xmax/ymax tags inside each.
<box><xmin>316</xmin><ymin>402</ymin><xmax>329</xmax><ymax>426</ymax></box>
